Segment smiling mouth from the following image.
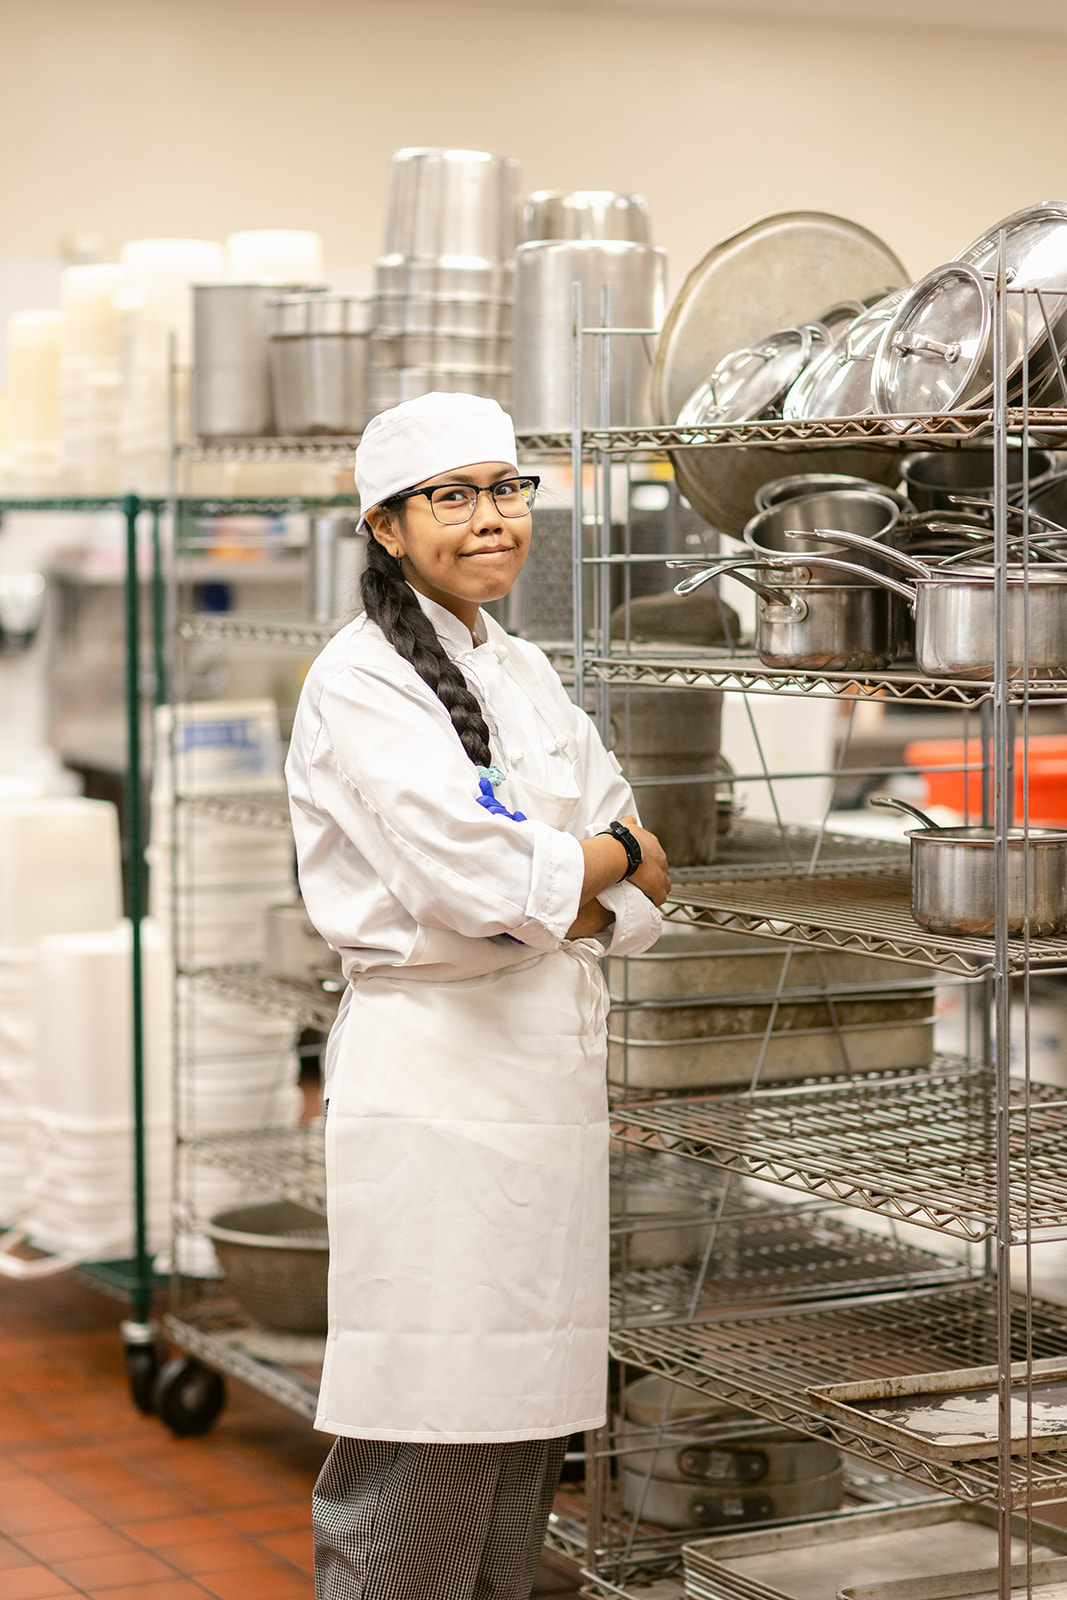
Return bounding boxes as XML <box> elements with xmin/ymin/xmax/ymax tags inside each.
<box><xmin>463</xmin><ymin>547</ymin><xmax>516</xmax><ymax>557</ymax></box>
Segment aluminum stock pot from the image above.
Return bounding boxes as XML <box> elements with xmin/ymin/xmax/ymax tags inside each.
<box><xmin>674</xmin><ymin>556</ymin><xmax>904</xmax><ymax>671</ymax></box>
<box><xmin>871</xmin><ymin>796</ymin><xmax>1067</xmax><ymax>937</ymax></box>
<box><xmin>796</xmin><ymin>530</ymin><xmax>1067</xmax><ymax>681</ymax></box>
<box><xmin>743</xmin><ymin>489</ymin><xmax>900</xmax><ymax>584</ymax></box>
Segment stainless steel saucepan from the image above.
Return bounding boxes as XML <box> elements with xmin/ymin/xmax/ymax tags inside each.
<box><xmin>743</xmin><ymin>489</ymin><xmax>900</xmax><ymax>585</ymax></box>
<box><xmin>790</xmin><ymin>529</ymin><xmax>1067</xmax><ymax>681</ymax></box>
<box><xmin>673</xmin><ymin>556</ymin><xmax>902</xmax><ymax>671</ymax></box>
<box><xmin>870</xmin><ymin>794</ymin><xmax>1067</xmax><ymax>937</ymax></box>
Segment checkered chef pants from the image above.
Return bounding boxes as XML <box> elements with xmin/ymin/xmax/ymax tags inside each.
<box><xmin>313</xmin><ymin>1434</ymin><xmax>568</xmax><ymax>1600</ymax></box>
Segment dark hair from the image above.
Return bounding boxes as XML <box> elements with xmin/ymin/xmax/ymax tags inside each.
<box><xmin>360</xmin><ymin>509</ymin><xmax>493</xmax><ymax>769</ymax></box>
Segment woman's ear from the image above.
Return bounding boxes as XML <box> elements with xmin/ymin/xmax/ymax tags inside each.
<box><xmin>365</xmin><ymin>505</ymin><xmax>400</xmax><ymax>558</ymax></box>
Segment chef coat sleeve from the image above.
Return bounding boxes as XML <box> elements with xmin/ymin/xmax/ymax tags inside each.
<box><xmin>505</xmin><ymin>641</ymin><xmax>663</xmax><ymax>957</ymax></box>
<box><xmin>300</xmin><ymin>661</ymin><xmax>585</xmax><ymax>951</ymax></box>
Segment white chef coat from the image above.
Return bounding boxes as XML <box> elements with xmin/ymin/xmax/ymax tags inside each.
<box><xmin>285</xmin><ymin>591</ymin><xmax>662</xmax><ymax>1441</ymax></box>
<box><xmin>287</xmin><ymin>593</ymin><xmax>661</xmax><ymax>1098</ymax></box>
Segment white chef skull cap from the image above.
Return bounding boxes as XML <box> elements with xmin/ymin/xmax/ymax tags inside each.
<box><xmin>355</xmin><ymin>391</ymin><xmax>518</xmax><ymax>531</ymax></box>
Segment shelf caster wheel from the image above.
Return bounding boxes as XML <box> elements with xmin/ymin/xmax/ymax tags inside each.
<box><xmin>124</xmin><ymin>1341</ymin><xmax>161</xmax><ymax>1415</ymax></box>
<box><xmin>120</xmin><ymin>1319</ymin><xmax>162</xmax><ymax>1416</ymax></box>
<box><xmin>154</xmin><ymin>1357</ymin><xmax>226</xmax><ymax>1437</ymax></box>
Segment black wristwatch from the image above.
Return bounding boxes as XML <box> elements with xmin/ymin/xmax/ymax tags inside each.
<box><xmin>599</xmin><ymin>820</ymin><xmax>642</xmax><ymax>880</ymax></box>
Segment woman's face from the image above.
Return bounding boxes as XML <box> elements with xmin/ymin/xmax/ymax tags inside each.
<box><xmin>368</xmin><ymin>460</ymin><xmax>532</xmax><ymax>629</ymax></box>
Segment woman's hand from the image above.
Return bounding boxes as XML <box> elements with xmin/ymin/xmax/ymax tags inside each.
<box><xmin>577</xmin><ymin>816</ymin><xmax>671</xmax><ymax>910</ymax></box>
<box><xmin>566</xmin><ymin>899</ymin><xmax>616</xmax><ymax>939</ymax></box>
<box><xmin>618</xmin><ymin>815</ymin><xmax>671</xmax><ymax>907</ymax></box>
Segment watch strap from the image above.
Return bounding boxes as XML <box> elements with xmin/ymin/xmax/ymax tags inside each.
<box><xmin>599</xmin><ymin>819</ymin><xmax>642</xmax><ymax>880</ymax></box>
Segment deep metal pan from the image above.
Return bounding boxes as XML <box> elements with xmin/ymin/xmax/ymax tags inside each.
<box><xmin>674</xmin><ymin>557</ymin><xmax>904</xmax><ymax>672</ymax></box>
<box><xmin>794</xmin><ymin>529</ymin><xmax>1067</xmax><ymax>682</ymax></box>
<box><xmin>871</xmin><ymin>795</ymin><xmax>1067</xmax><ymax>938</ymax></box>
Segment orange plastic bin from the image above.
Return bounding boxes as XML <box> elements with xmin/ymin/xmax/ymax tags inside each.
<box><xmin>905</xmin><ymin>735</ymin><xmax>1067</xmax><ymax>825</ymax></box>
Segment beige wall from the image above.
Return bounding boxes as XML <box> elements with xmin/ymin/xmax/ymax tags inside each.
<box><xmin>2</xmin><ymin>0</ymin><xmax>1067</xmax><ymax>291</ymax></box>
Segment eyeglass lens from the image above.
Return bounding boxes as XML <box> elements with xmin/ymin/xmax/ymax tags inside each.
<box><xmin>429</xmin><ymin>480</ymin><xmax>537</xmax><ymax>524</ymax></box>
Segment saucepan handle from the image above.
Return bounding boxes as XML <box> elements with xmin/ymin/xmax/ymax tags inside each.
<box><xmin>788</xmin><ymin>526</ymin><xmax>931</xmax><ymax>579</ymax></box>
<box><xmin>773</xmin><ymin>552</ymin><xmax>919</xmax><ymax>603</ymax></box>
<box><xmin>672</xmin><ymin>558</ymin><xmax>809</xmax><ymax>609</ymax></box>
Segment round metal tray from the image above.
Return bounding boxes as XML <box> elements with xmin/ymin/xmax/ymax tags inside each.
<box><xmin>650</xmin><ymin>212</ymin><xmax>908</xmax><ymax>535</ymax></box>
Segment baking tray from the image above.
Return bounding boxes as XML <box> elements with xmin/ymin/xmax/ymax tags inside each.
<box><xmin>841</xmin><ymin>1559</ymin><xmax>1067</xmax><ymax>1600</ymax></box>
<box><xmin>681</xmin><ymin>1501</ymin><xmax>1067</xmax><ymax>1600</ymax></box>
<box><xmin>809</xmin><ymin>1356</ymin><xmax>1067</xmax><ymax>1463</ymax></box>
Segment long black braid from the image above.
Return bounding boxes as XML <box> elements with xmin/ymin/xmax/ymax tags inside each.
<box><xmin>360</xmin><ymin>513</ymin><xmax>494</xmax><ymax>769</ymax></box>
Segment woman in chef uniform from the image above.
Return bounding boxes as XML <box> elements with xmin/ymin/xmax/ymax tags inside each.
<box><xmin>286</xmin><ymin>390</ymin><xmax>670</xmax><ymax>1600</ymax></box>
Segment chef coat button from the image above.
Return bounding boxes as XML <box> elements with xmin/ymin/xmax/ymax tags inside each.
<box><xmin>512</xmin><ymin>750</ymin><xmax>525</xmax><ymax>765</ymax></box>
<box><xmin>494</xmin><ymin>645</ymin><xmax>508</xmax><ymax>662</ymax></box>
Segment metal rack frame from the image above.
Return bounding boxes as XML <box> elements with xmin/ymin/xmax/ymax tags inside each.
<box><xmin>568</xmin><ymin>273</ymin><xmax>1067</xmax><ymax>1598</ymax></box>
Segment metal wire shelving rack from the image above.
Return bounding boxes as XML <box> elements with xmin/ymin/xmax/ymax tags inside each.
<box><xmin>561</xmin><ymin>276</ymin><xmax>1067</xmax><ymax>1600</ymax></box>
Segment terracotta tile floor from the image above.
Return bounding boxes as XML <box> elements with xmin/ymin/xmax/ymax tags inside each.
<box><xmin>0</xmin><ymin>1273</ymin><xmax>581</xmax><ymax>1598</ymax></box>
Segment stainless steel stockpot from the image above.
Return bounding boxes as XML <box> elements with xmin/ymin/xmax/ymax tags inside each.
<box><xmin>673</xmin><ymin>557</ymin><xmax>904</xmax><ymax>671</ymax></box>
<box><xmin>899</xmin><ymin>449</ymin><xmax>1056</xmax><ymax>514</ymax></box>
<box><xmin>801</xmin><ymin>532</ymin><xmax>1067</xmax><ymax>681</ymax></box>
<box><xmin>743</xmin><ymin>490</ymin><xmax>900</xmax><ymax>585</ymax></box>
<box><xmin>754</xmin><ymin>473</ymin><xmax>909</xmax><ymax>514</ymax></box>
<box><xmin>871</xmin><ymin>796</ymin><xmax>1067</xmax><ymax>937</ymax></box>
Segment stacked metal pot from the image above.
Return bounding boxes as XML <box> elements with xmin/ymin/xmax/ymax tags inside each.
<box><xmin>513</xmin><ymin>190</ymin><xmax>667</xmax><ymax>431</ymax></box>
<box><xmin>619</xmin><ymin>1375</ymin><xmax>843</xmax><ymax>1530</ymax></box>
<box><xmin>368</xmin><ymin>148</ymin><xmax>518</xmax><ymax>414</ymax></box>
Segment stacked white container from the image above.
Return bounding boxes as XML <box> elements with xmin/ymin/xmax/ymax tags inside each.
<box><xmin>117</xmin><ymin>238</ymin><xmax>225</xmax><ymax>493</ymax></box>
<box><xmin>369</xmin><ymin>147</ymin><xmax>519</xmax><ymax>415</ymax></box>
<box><xmin>150</xmin><ymin>700</ymin><xmax>303</xmax><ymax>1267</ymax></box>
<box><xmin>0</xmin><ymin>797</ymin><xmax>123</xmax><ymax>1232</ymax></box>
<box><xmin>0</xmin><ymin>949</ymin><xmax>37</xmax><ymax>1223</ymax></box>
<box><xmin>5</xmin><ymin>310</ymin><xmax>65</xmax><ymax>491</ymax></box>
<box><xmin>26</xmin><ymin>921</ymin><xmax>171</xmax><ymax>1260</ymax></box>
<box><xmin>59</xmin><ymin>263</ymin><xmax>125</xmax><ymax>494</ymax></box>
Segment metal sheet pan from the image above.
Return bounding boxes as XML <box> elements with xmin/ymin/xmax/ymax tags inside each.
<box><xmin>809</xmin><ymin>1356</ymin><xmax>1067</xmax><ymax>1462</ymax></box>
<box><xmin>840</xmin><ymin>1558</ymin><xmax>1067</xmax><ymax>1600</ymax></box>
<box><xmin>682</xmin><ymin>1501</ymin><xmax>1067</xmax><ymax>1600</ymax></box>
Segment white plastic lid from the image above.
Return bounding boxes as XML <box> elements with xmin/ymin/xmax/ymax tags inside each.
<box><xmin>121</xmin><ymin>239</ymin><xmax>225</xmax><ymax>280</ymax></box>
<box><xmin>226</xmin><ymin>229</ymin><xmax>323</xmax><ymax>284</ymax></box>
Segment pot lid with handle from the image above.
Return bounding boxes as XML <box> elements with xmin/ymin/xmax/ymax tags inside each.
<box><xmin>678</xmin><ymin>323</ymin><xmax>830</xmax><ymax>428</ymax></box>
<box><xmin>956</xmin><ymin>201</ymin><xmax>1067</xmax><ymax>296</ymax></box>
<box><xmin>783</xmin><ymin>289</ymin><xmax>907</xmax><ymax>421</ymax></box>
<box><xmin>873</xmin><ymin>263</ymin><xmax>996</xmax><ymax>418</ymax></box>
<box><xmin>955</xmin><ymin>204</ymin><xmax>1067</xmax><ymax>396</ymax></box>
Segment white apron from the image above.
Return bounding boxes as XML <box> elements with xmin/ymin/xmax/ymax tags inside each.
<box><xmin>316</xmin><ymin>639</ymin><xmax>611</xmax><ymax>1442</ymax></box>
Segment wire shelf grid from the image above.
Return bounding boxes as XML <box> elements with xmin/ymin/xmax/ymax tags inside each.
<box><xmin>586</xmin><ymin>651</ymin><xmax>1067</xmax><ymax>707</ymax></box>
<box><xmin>611</xmin><ymin>1205</ymin><xmax>974</xmax><ymax>1328</ymax></box>
<box><xmin>164</xmin><ymin>1307</ymin><xmax>321</xmax><ymax>1419</ymax></box>
<box><xmin>177</xmin><ymin>613</ymin><xmax>338</xmax><ymax>649</ymax></box>
<box><xmin>178</xmin><ymin>790</ymin><xmax>293</xmax><ymax>829</ymax></box>
<box><xmin>185</xmin><ymin>1123</ymin><xmax>326</xmax><ymax>1214</ymax></box>
<box><xmin>183</xmin><ymin>963</ymin><xmax>341</xmax><ymax>1031</ymax></box>
<box><xmin>674</xmin><ymin>818</ymin><xmax>908</xmax><ymax>881</ymax></box>
<box><xmin>610</xmin><ymin>1283</ymin><xmax>1067</xmax><ymax>1506</ymax></box>
<box><xmin>610</xmin><ymin>1064</ymin><xmax>1067</xmax><ymax>1243</ymax></box>
<box><xmin>665</xmin><ymin>870</ymin><xmax>1067</xmax><ymax>976</ymax></box>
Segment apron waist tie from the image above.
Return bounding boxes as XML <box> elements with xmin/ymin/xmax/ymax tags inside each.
<box><xmin>561</xmin><ymin>937</ymin><xmax>609</xmax><ymax>1043</ymax></box>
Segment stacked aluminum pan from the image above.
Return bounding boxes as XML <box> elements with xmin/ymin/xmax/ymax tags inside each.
<box><xmin>369</xmin><ymin>148</ymin><xmax>519</xmax><ymax>416</ymax></box>
<box><xmin>513</xmin><ymin>190</ymin><xmax>666</xmax><ymax>431</ymax></box>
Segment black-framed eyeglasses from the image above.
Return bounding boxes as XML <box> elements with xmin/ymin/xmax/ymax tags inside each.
<box><xmin>392</xmin><ymin>475</ymin><xmax>540</xmax><ymax>525</ymax></box>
